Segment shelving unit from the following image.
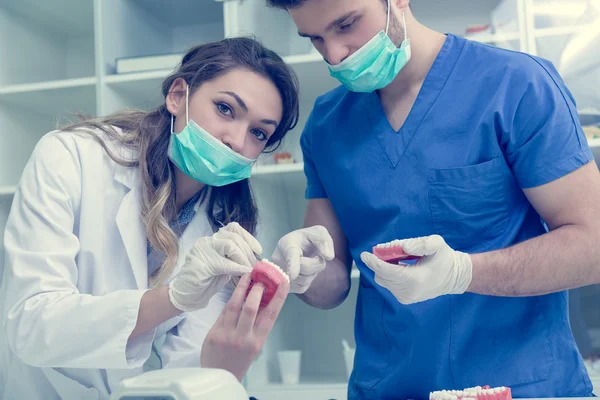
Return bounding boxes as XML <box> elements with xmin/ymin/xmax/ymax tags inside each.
<box><xmin>0</xmin><ymin>186</ymin><xmax>17</xmax><ymax>197</ymax></box>
<box><xmin>0</xmin><ymin>0</ymin><xmax>598</xmax><ymax>395</ymax></box>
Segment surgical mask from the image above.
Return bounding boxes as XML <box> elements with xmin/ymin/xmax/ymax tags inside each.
<box><xmin>328</xmin><ymin>3</ymin><xmax>411</xmax><ymax>92</ymax></box>
<box><xmin>168</xmin><ymin>86</ymin><xmax>255</xmax><ymax>186</ymax></box>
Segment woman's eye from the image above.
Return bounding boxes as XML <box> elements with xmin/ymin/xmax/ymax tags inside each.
<box><xmin>217</xmin><ymin>102</ymin><xmax>232</xmax><ymax>116</ymax></box>
<box><xmin>251</xmin><ymin>129</ymin><xmax>267</xmax><ymax>141</ymax></box>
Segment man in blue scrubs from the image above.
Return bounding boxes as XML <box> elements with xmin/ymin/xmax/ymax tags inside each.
<box><xmin>266</xmin><ymin>0</ymin><xmax>600</xmax><ymax>398</ymax></box>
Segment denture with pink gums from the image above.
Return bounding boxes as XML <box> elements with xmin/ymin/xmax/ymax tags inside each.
<box><xmin>372</xmin><ymin>240</ymin><xmax>422</xmax><ymax>263</ymax></box>
<box><xmin>247</xmin><ymin>259</ymin><xmax>290</xmax><ymax>307</ymax></box>
<box><xmin>430</xmin><ymin>385</ymin><xmax>512</xmax><ymax>400</ymax></box>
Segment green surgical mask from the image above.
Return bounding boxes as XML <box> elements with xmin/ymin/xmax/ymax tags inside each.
<box><xmin>328</xmin><ymin>5</ymin><xmax>411</xmax><ymax>92</ymax></box>
<box><xmin>168</xmin><ymin>86</ymin><xmax>255</xmax><ymax>186</ymax></box>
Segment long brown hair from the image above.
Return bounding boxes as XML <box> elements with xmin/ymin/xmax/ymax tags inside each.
<box><xmin>62</xmin><ymin>37</ymin><xmax>300</xmax><ymax>286</ymax></box>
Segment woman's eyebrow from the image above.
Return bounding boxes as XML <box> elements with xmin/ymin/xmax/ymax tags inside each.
<box><xmin>220</xmin><ymin>90</ymin><xmax>278</xmax><ymax>127</ymax></box>
<box><xmin>219</xmin><ymin>91</ymin><xmax>248</xmax><ymax>112</ymax></box>
<box><xmin>261</xmin><ymin>118</ymin><xmax>278</xmax><ymax>128</ymax></box>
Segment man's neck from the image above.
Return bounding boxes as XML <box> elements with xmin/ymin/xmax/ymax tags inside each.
<box><xmin>378</xmin><ymin>21</ymin><xmax>447</xmax><ymax>104</ymax></box>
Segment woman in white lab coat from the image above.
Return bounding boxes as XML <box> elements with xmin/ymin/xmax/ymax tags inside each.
<box><xmin>0</xmin><ymin>37</ymin><xmax>299</xmax><ymax>399</ymax></box>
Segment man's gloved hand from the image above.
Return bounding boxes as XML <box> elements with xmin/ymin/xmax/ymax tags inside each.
<box><xmin>168</xmin><ymin>222</ymin><xmax>262</xmax><ymax>312</ymax></box>
<box><xmin>271</xmin><ymin>225</ymin><xmax>335</xmax><ymax>294</ymax></box>
<box><xmin>360</xmin><ymin>235</ymin><xmax>472</xmax><ymax>304</ymax></box>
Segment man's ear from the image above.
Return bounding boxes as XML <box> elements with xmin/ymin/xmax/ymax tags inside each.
<box><xmin>166</xmin><ymin>77</ymin><xmax>188</xmax><ymax>116</ymax></box>
<box><xmin>394</xmin><ymin>0</ymin><xmax>410</xmax><ymax>10</ymax></box>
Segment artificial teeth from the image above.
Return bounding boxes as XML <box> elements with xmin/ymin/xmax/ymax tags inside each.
<box><xmin>376</xmin><ymin>239</ymin><xmax>404</xmax><ymax>248</ymax></box>
<box><xmin>262</xmin><ymin>259</ymin><xmax>290</xmax><ymax>283</ymax></box>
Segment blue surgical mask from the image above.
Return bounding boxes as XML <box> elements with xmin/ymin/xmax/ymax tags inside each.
<box><xmin>168</xmin><ymin>86</ymin><xmax>255</xmax><ymax>186</ymax></box>
<box><xmin>328</xmin><ymin>4</ymin><xmax>411</xmax><ymax>93</ymax></box>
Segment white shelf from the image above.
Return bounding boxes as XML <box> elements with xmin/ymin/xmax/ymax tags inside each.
<box><xmin>104</xmin><ymin>70</ymin><xmax>172</xmax><ymax>84</ymax></box>
<box><xmin>283</xmin><ymin>52</ymin><xmax>322</xmax><ymax>65</ymax></box>
<box><xmin>253</xmin><ymin>163</ymin><xmax>304</xmax><ymax>176</ymax></box>
<box><xmin>0</xmin><ymin>186</ymin><xmax>17</xmax><ymax>196</ymax></box>
<box><xmin>0</xmin><ymin>77</ymin><xmax>97</xmax><ymax>95</ymax></box>
<box><xmin>0</xmin><ymin>79</ymin><xmax>97</xmax><ymax>118</ymax></box>
<box><xmin>535</xmin><ymin>25</ymin><xmax>592</xmax><ymax>38</ymax></box>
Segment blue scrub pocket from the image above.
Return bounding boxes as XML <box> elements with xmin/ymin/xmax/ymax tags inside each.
<box><xmin>428</xmin><ymin>156</ymin><xmax>510</xmax><ymax>252</ymax></box>
<box><xmin>353</xmin><ymin>279</ymin><xmax>391</xmax><ymax>390</ymax></box>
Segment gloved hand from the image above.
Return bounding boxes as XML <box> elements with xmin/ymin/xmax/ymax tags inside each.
<box><xmin>360</xmin><ymin>235</ymin><xmax>472</xmax><ymax>304</ymax></box>
<box><xmin>271</xmin><ymin>225</ymin><xmax>335</xmax><ymax>294</ymax></box>
<box><xmin>169</xmin><ymin>222</ymin><xmax>262</xmax><ymax>312</ymax></box>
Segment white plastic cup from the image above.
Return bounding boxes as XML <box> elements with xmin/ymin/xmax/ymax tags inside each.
<box><xmin>277</xmin><ymin>350</ymin><xmax>301</xmax><ymax>385</ymax></box>
<box><xmin>343</xmin><ymin>348</ymin><xmax>356</xmax><ymax>379</ymax></box>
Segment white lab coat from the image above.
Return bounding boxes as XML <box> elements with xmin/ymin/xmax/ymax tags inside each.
<box><xmin>0</xmin><ymin>129</ymin><xmax>231</xmax><ymax>400</ymax></box>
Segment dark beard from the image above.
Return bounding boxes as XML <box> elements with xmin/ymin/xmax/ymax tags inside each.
<box><xmin>387</xmin><ymin>10</ymin><xmax>405</xmax><ymax>47</ymax></box>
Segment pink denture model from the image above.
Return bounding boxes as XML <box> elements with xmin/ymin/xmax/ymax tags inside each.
<box><xmin>372</xmin><ymin>240</ymin><xmax>421</xmax><ymax>263</ymax></box>
<box><xmin>430</xmin><ymin>385</ymin><xmax>512</xmax><ymax>400</ymax></box>
<box><xmin>247</xmin><ymin>259</ymin><xmax>290</xmax><ymax>306</ymax></box>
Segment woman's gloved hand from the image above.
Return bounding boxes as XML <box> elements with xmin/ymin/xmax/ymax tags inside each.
<box><xmin>168</xmin><ymin>222</ymin><xmax>262</xmax><ymax>312</ymax></box>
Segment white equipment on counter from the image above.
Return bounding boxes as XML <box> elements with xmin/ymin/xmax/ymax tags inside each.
<box><xmin>109</xmin><ymin>368</ymin><xmax>249</xmax><ymax>400</ymax></box>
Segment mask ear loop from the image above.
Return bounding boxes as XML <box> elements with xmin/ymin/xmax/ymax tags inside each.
<box><xmin>385</xmin><ymin>2</ymin><xmax>408</xmax><ymax>41</ymax></box>
<box><xmin>385</xmin><ymin>0</ymin><xmax>391</xmax><ymax>34</ymax></box>
<box><xmin>170</xmin><ymin>84</ymin><xmax>190</xmax><ymax>134</ymax></box>
<box><xmin>402</xmin><ymin>10</ymin><xmax>407</xmax><ymax>40</ymax></box>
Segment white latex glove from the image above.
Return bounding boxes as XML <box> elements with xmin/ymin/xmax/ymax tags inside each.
<box><xmin>169</xmin><ymin>222</ymin><xmax>262</xmax><ymax>312</ymax></box>
<box><xmin>271</xmin><ymin>225</ymin><xmax>335</xmax><ymax>294</ymax></box>
<box><xmin>360</xmin><ymin>235</ymin><xmax>472</xmax><ymax>305</ymax></box>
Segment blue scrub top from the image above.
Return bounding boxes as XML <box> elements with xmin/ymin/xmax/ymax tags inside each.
<box><xmin>301</xmin><ymin>34</ymin><xmax>594</xmax><ymax>399</ymax></box>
